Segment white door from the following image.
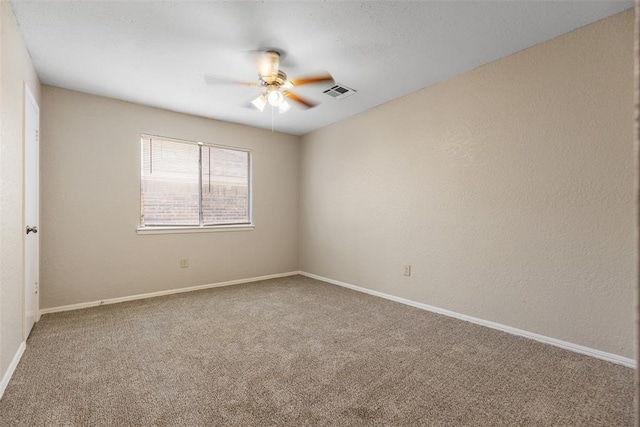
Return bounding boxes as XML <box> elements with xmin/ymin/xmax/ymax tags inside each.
<box><xmin>24</xmin><ymin>84</ymin><xmax>39</xmax><ymax>338</ymax></box>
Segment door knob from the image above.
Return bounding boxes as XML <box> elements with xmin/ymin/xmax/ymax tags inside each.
<box><xmin>26</xmin><ymin>226</ymin><xmax>38</xmax><ymax>234</ymax></box>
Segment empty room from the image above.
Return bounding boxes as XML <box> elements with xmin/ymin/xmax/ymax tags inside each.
<box><xmin>0</xmin><ymin>1</ymin><xmax>637</xmax><ymax>425</ymax></box>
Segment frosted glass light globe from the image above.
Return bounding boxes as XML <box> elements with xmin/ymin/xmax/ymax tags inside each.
<box><xmin>267</xmin><ymin>90</ymin><xmax>284</xmax><ymax>107</ymax></box>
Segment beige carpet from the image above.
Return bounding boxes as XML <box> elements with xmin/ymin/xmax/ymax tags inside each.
<box><xmin>0</xmin><ymin>275</ymin><xmax>634</xmax><ymax>426</ymax></box>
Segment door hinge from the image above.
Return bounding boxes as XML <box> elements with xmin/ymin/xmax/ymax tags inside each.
<box><xmin>35</xmin><ymin>282</ymin><xmax>38</xmax><ymax>294</ymax></box>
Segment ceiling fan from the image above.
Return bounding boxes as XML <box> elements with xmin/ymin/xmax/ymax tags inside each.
<box><xmin>205</xmin><ymin>50</ymin><xmax>334</xmax><ymax>114</ymax></box>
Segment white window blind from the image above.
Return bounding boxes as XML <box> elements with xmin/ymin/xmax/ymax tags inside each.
<box><xmin>141</xmin><ymin>135</ymin><xmax>250</xmax><ymax>227</ymax></box>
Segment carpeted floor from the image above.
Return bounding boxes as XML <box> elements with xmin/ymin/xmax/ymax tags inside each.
<box><xmin>0</xmin><ymin>275</ymin><xmax>634</xmax><ymax>426</ymax></box>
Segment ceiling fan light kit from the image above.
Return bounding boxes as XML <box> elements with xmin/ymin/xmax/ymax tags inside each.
<box><xmin>250</xmin><ymin>91</ymin><xmax>291</xmax><ymax>114</ymax></box>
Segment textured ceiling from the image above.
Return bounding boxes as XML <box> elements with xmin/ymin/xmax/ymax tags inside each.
<box><xmin>10</xmin><ymin>1</ymin><xmax>633</xmax><ymax>135</ymax></box>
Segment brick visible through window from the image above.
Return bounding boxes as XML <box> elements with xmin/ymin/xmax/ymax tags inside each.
<box><xmin>140</xmin><ymin>135</ymin><xmax>250</xmax><ymax>227</ymax></box>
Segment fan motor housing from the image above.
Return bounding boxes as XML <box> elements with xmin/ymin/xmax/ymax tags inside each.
<box><xmin>260</xmin><ymin>70</ymin><xmax>288</xmax><ymax>87</ymax></box>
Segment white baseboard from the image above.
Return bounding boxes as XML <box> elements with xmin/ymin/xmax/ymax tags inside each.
<box><xmin>300</xmin><ymin>271</ymin><xmax>636</xmax><ymax>369</ymax></box>
<box><xmin>40</xmin><ymin>271</ymin><xmax>300</xmax><ymax>315</ymax></box>
<box><xmin>0</xmin><ymin>341</ymin><xmax>26</xmax><ymax>399</ymax></box>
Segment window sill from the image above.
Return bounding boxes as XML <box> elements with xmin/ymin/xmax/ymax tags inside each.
<box><xmin>136</xmin><ymin>224</ymin><xmax>255</xmax><ymax>235</ymax></box>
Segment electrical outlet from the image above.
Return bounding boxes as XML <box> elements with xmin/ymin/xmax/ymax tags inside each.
<box><xmin>403</xmin><ymin>264</ymin><xmax>411</xmax><ymax>276</ymax></box>
<box><xmin>180</xmin><ymin>258</ymin><xmax>189</xmax><ymax>268</ymax></box>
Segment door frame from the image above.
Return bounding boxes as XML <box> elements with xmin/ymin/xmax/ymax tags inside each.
<box><xmin>23</xmin><ymin>83</ymin><xmax>40</xmax><ymax>340</ymax></box>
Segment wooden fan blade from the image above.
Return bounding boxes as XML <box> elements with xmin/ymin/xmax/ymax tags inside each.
<box><xmin>204</xmin><ymin>75</ymin><xmax>259</xmax><ymax>87</ymax></box>
<box><xmin>284</xmin><ymin>91</ymin><xmax>317</xmax><ymax>109</ymax></box>
<box><xmin>289</xmin><ymin>73</ymin><xmax>334</xmax><ymax>87</ymax></box>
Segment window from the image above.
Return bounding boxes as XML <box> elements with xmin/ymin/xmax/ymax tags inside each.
<box><xmin>139</xmin><ymin>134</ymin><xmax>251</xmax><ymax>231</ymax></box>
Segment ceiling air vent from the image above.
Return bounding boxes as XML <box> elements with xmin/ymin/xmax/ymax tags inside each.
<box><xmin>323</xmin><ymin>84</ymin><xmax>356</xmax><ymax>100</ymax></box>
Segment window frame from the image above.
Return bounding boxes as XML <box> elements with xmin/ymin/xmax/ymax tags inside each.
<box><xmin>136</xmin><ymin>133</ymin><xmax>254</xmax><ymax>235</ymax></box>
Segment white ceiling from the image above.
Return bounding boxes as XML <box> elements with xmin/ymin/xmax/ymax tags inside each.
<box><xmin>10</xmin><ymin>1</ymin><xmax>633</xmax><ymax>135</ymax></box>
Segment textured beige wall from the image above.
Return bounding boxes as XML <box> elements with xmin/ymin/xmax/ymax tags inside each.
<box><xmin>0</xmin><ymin>1</ymin><xmax>41</xmax><ymax>382</ymax></box>
<box><xmin>300</xmin><ymin>11</ymin><xmax>635</xmax><ymax>358</ymax></box>
<box><xmin>40</xmin><ymin>87</ymin><xmax>299</xmax><ymax>309</ymax></box>
<box><xmin>636</xmin><ymin>2</ymin><xmax>639</xmax><ymax>420</ymax></box>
